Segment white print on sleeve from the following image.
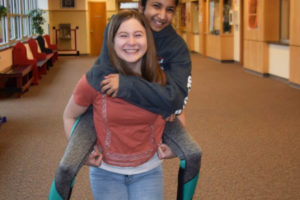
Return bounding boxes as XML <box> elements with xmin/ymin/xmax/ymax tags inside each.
<box><xmin>187</xmin><ymin>75</ymin><xmax>192</xmax><ymax>92</ymax></box>
<box><xmin>174</xmin><ymin>75</ymin><xmax>192</xmax><ymax>115</ymax></box>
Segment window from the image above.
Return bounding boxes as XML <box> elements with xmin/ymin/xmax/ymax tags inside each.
<box><xmin>223</xmin><ymin>0</ymin><xmax>232</xmax><ymax>33</ymax></box>
<box><xmin>248</xmin><ymin>0</ymin><xmax>258</xmax><ymax>29</ymax></box>
<box><xmin>119</xmin><ymin>2</ymin><xmax>138</xmax><ymax>9</ymax></box>
<box><xmin>0</xmin><ymin>0</ymin><xmax>8</xmax><ymax>44</ymax></box>
<box><xmin>209</xmin><ymin>0</ymin><xmax>220</xmax><ymax>34</ymax></box>
<box><xmin>280</xmin><ymin>0</ymin><xmax>289</xmax><ymax>43</ymax></box>
<box><xmin>0</xmin><ymin>0</ymin><xmax>37</xmax><ymax>46</ymax></box>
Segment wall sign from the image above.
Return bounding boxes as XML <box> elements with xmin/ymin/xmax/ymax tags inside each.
<box><xmin>62</xmin><ymin>0</ymin><xmax>75</xmax><ymax>8</ymax></box>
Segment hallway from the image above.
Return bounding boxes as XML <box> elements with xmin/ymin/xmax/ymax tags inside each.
<box><xmin>0</xmin><ymin>54</ymin><xmax>299</xmax><ymax>199</ymax></box>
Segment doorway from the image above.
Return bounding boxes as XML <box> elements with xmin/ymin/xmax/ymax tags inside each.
<box><xmin>88</xmin><ymin>2</ymin><xmax>106</xmax><ymax>56</ymax></box>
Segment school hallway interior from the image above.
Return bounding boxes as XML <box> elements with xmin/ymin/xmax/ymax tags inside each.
<box><xmin>0</xmin><ymin>53</ymin><xmax>299</xmax><ymax>200</ymax></box>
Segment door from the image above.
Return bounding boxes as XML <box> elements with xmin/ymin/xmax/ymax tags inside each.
<box><xmin>89</xmin><ymin>2</ymin><xmax>106</xmax><ymax>56</ymax></box>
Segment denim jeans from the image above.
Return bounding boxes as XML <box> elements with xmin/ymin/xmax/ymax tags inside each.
<box><xmin>89</xmin><ymin>165</ymin><xmax>164</xmax><ymax>200</ymax></box>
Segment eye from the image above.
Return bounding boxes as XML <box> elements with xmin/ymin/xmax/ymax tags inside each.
<box><xmin>119</xmin><ymin>33</ymin><xmax>128</xmax><ymax>38</ymax></box>
<box><xmin>152</xmin><ymin>3</ymin><xmax>161</xmax><ymax>9</ymax></box>
<box><xmin>135</xmin><ymin>33</ymin><xmax>143</xmax><ymax>38</ymax></box>
<box><xmin>167</xmin><ymin>7</ymin><xmax>175</xmax><ymax>13</ymax></box>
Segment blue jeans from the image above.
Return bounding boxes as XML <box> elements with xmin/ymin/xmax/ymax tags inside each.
<box><xmin>89</xmin><ymin>165</ymin><xmax>164</xmax><ymax>200</ymax></box>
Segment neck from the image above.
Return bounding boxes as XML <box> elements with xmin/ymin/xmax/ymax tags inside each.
<box><xmin>128</xmin><ymin>59</ymin><xmax>142</xmax><ymax>75</ymax></box>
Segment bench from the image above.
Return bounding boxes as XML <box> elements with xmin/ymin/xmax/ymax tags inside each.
<box><xmin>0</xmin><ymin>64</ymin><xmax>33</xmax><ymax>97</ymax></box>
<box><xmin>44</xmin><ymin>34</ymin><xmax>58</xmax><ymax>63</ymax></box>
<box><xmin>27</xmin><ymin>38</ymin><xmax>49</xmax><ymax>74</ymax></box>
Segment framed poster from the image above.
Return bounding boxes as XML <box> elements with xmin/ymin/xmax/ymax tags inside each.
<box><xmin>62</xmin><ymin>0</ymin><xmax>75</xmax><ymax>8</ymax></box>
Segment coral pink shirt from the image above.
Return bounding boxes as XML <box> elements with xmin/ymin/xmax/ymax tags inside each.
<box><xmin>73</xmin><ymin>75</ymin><xmax>165</xmax><ymax>167</ymax></box>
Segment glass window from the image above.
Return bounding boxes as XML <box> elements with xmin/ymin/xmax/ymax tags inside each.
<box><xmin>9</xmin><ymin>17</ymin><xmax>15</xmax><ymax>39</ymax></box>
<box><xmin>209</xmin><ymin>0</ymin><xmax>220</xmax><ymax>34</ymax></box>
<box><xmin>223</xmin><ymin>0</ymin><xmax>232</xmax><ymax>33</ymax></box>
<box><xmin>248</xmin><ymin>0</ymin><xmax>258</xmax><ymax>29</ymax></box>
<box><xmin>16</xmin><ymin>15</ymin><xmax>21</xmax><ymax>39</ymax></box>
<box><xmin>119</xmin><ymin>2</ymin><xmax>138</xmax><ymax>9</ymax></box>
<box><xmin>280</xmin><ymin>0</ymin><xmax>289</xmax><ymax>43</ymax></box>
<box><xmin>22</xmin><ymin>16</ymin><xmax>28</xmax><ymax>36</ymax></box>
<box><xmin>0</xmin><ymin>0</ymin><xmax>37</xmax><ymax>45</ymax></box>
<box><xmin>0</xmin><ymin>0</ymin><xmax>8</xmax><ymax>44</ymax></box>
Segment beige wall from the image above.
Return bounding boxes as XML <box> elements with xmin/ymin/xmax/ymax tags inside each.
<box><xmin>289</xmin><ymin>0</ymin><xmax>300</xmax><ymax>85</ymax></box>
<box><xmin>0</xmin><ymin>48</ymin><xmax>13</xmax><ymax>73</ymax></box>
<box><xmin>48</xmin><ymin>0</ymin><xmax>116</xmax><ymax>54</ymax></box>
<box><xmin>48</xmin><ymin>0</ymin><xmax>88</xmax><ymax>53</ymax></box>
<box><xmin>269</xmin><ymin>44</ymin><xmax>290</xmax><ymax>79</ymax></box>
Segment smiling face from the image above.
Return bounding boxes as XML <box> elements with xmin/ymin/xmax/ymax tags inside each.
<box><xmin>113</xmin><ymin>18</ymin><xmax>147</xmax><ymax>72</ymax></box>
<box><xmin>142</xmin><ymin>0</ymin><xmax>176</xmax><ymax>32</ymax></box>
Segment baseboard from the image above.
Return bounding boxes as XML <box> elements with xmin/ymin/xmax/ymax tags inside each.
<box><xmin>244</xmin><ymin>68</ymin><xmax>269</xmax><ymax>77</ymax></box>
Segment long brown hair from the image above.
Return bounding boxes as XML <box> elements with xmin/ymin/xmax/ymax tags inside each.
<box><xmin>107</xmin><ymin>9</ymin><xmax>166</xmax><ymax>85</ymax></box>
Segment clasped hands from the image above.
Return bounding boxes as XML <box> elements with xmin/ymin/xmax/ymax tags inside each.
<box><xmin>85</xmin><ymin>143</ymin><xmax>176</xmax><ymax>167</ymax></box>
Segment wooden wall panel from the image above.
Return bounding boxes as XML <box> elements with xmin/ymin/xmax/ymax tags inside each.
<box><xmin>198</xmin><ymin>0</ymin><xmax>207</xmax><ymax>56</ymax></box>
<box><xmin>289</xmin><ymin>46</ymin><xmax>300</xmax><ymax>84</ymax></box>
<box><xmin>206</xmin><ymin>34</ymin><xmax>221</xmax><ymax>60</ymax></box>
<box><xmin>290</xmin><ymin>0</ymin><xmax>300</xmax><ymax>46</ymax></box>
<box><xmin>221</xmin><ymin>35</ymin><xmax>234</xmax><ymax>60</ymax></box>
<box><xmin>199</xmin><ymin>33</ymin><xmax>206</xmax><ymax>55</ymax></box>
<box><xmin>187</xmin><ymin>32</ymin><xmax>195</xmax><ymax>51</ymax></box>
<box><xmin>244</xmin><ymin>0</ymin><xmax>264</xmax><ymax>41</ymax></box>
<box><xmin>264</xmin><ymin>0</ymin><xmax>279</xmax><ymax>41</ymax></box>
<box><xmin>243</xmin><ymin>40</ymin><xmax>269</xmax><ymax>73</ymax></box>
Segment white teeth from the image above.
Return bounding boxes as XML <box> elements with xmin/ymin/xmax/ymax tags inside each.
<box><xmin>124</xmin><ymin>49</ymin><xmax>138</xmax><ymax>53</ymax></box>
<box><xmin>154</xmin><ymin>21</ymin><xmax>162</xmax><ymax>25</ymax></box>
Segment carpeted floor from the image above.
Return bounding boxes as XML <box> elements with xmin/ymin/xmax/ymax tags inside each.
<box><xmin>0</xmin><ymin>54</ymin><xmax>299</xmax><ymax>200</ymax></box>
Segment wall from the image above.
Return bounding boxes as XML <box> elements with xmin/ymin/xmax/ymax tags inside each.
<box><xmin>268</xmin><ymin>44</ymin><xmax>290</xmax><ymax>79</ymax></box>
<box><xmin>233</xmin><ymin>0</ymin><xmax>241</xmax><ymax>62</ymax></box>
<box><xmin>48</xmin><ymin>0</ymin><xmax>89</xmax><ymax>54</ymax></box>
<box><xmin>47</xmin><ymin>0</ymin><xmax>117</xmax><ymax>54</ymax></box>
<box><xmin>289</xmin><ymin>0</ymin><xmax>300</xmax><ymax>85</ymax></box>
<box><xmin>0</xmin><ymin>48</ymin><xmax>13</xmax><ymax>73</ymax></box>
<box><xmin>243</xmin><ymin>0</ymin><xmax>280</xmax><ymax>74</ymax></box>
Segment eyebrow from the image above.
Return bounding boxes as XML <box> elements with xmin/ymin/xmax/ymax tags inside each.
<box><xmin>117</xmin><ymin>30</ymin><xmax>145</xmax><ymax>34</ymax></box>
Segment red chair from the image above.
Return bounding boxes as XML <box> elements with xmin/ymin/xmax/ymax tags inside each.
<box><xmin>44</xmin><ymin>34</ymin><xmax>58</xmax><ymax>62</ymax></box>
<box><xmin>28</xmin><ymin>38</ymin><xmax>47</xmax><ymax>61</ymax></box>
<box><xmin>13</xmin><ymin>42</ymin><xmax>39</xmax><ymax>85</ymax></box>
<box><xmin>28</xmin><ymin>38</ymin><xmax>48</xmax><ymax>75</ymax></box>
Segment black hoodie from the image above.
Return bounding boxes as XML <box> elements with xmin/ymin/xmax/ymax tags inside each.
<box><xmin>86</xmin><ymin>25</ymin><xmax>191</xmax><ymax>118</ymax></box>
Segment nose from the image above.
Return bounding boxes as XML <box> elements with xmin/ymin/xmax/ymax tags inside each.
<box><xmin>128</xmin><ymin>35</ymin><xmax>136</xmax><ymax>45</ymax></box>
<box><xmin>158</xmin><ymin>9</ymin><xmax>167</xmax><ymax>20</ymax></box>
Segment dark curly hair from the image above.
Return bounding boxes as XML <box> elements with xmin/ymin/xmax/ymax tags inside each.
<box><xmin>140</xmin><ymin>0</ymin><xmax>179</xmax><ymax>11</ymax></box>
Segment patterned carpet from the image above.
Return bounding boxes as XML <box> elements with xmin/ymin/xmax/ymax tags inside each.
<box><xmin>0</xmin><ymin>54</ymin><xmax>299</xmax><ymax>200</ymax></box>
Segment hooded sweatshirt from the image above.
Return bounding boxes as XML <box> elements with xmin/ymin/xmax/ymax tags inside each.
<box><xmin>86</xmin><ymin>24</ymin><xmax>191</xmax><ymax>118</ymax></box>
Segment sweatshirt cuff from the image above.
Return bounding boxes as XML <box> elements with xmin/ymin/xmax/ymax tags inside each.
<box><xmin>117</xmin><ymin>75</ymin><xmax>134</xmax><ymax>98</ymax></box>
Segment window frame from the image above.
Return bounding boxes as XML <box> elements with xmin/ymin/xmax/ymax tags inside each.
<box><xmin>0</xmin><ymin>0</ymin><xmax>8</xmax><ymax>45</ymax></box>
<box><xmin>0</xmin><ymin>0</ymin><xmax>38</xmax><ymax>47</ymax></box>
